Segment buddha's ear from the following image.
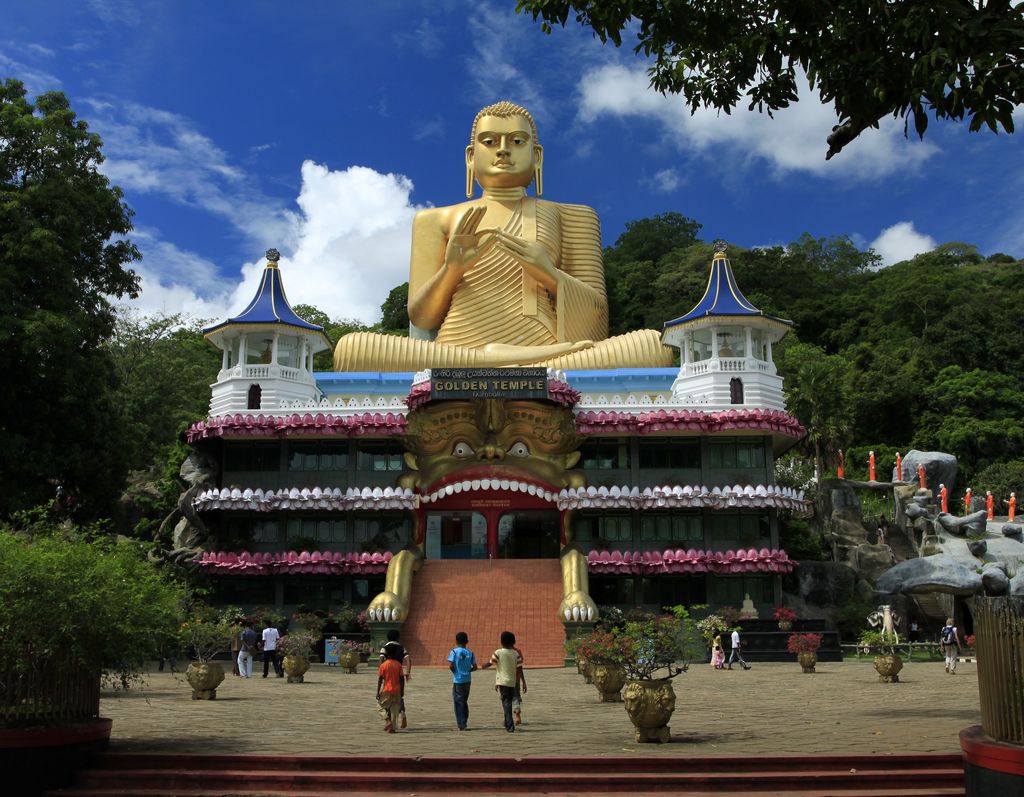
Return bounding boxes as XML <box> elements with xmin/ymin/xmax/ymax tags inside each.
<box><xmin>533</xmin><ymin>144</ymin><xmax>544</xmax><ymax>196</ymax></box>
<box><xmin>465</xmin><ymin>145</ymin><xmax>475</xmax><ymax>199</ymax></box>
<box><xmin>403</xmin><ymin>452</ymin><xmax>419</xmax><ymax>471</ymax></box>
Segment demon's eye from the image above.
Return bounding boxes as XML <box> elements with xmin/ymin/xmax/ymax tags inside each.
<box><xmin>507</xmin><ymin>441</ymin><xmax>530</xmax><ymax>458</ymax></box>
<box><xmin>452</xmin><ymin>441</ymin><xmax>475</xmax><ymax>458</ymax></box>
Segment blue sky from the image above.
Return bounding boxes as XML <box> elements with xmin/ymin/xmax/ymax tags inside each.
<box><xmin>3</xmin><ymin>0</ymin><xmax>1021</xmax><ymax>325</ymax></box>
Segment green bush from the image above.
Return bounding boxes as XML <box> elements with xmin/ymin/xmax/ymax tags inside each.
<box><xmin>778</xmin><ymin>516</ymin><xmax>826</xmax><ymax>561</ymax></box>
<box><xmin>973</xmin><ymin>460</ymin><xmax>1024</xmax><ymax>507</ymax></box>
<box><xmin>0</xmin><ymin>525</ymin><xmax>185</xmax><ymax>687</ymax></box>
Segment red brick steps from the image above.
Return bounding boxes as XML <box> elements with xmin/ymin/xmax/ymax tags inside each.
<box><xmin>399</xmin><ymin>560</ymin><xmax>566</xmax><ymax>668</ymax></box>
<box><xmin>49</xmin><ymin>752</ymin><xmax>965</xmax><ymax>796</ymax></box>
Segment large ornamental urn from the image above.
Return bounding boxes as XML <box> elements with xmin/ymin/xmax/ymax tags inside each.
<box><xmin>622</xmin><ymin>679</ymin><xmax>676</xmax><ymax>743</ymax></box>
<box><xmin>797</xmin><ymin>652</ymin><xmax>817</xmax><ymax>673</ymax></box>
<box><xmin>338</xmin><ymin>651</ymin><xmax>360</xmax><ymax>673</ymax></box>
<box><xmin>185</xmin><ymin>662</ymin><xmax>225</xmax><ymax>700</ymax></box>
<box><xmin>590</xmin><ymin>663</ymin><xmax>626</xmax><ymax>702</ymax></box>
<box><xmin>282</xmin><ymin>655</ymin><xmax>309</xmax><ymax>683</ymax></box>
<box><xmin>873</xmin><ymin>654</ymin><xmax>903</xmax><ymax>683</ymax></box>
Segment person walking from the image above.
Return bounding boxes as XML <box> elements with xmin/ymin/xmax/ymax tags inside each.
<box><xmin>711</xmin><ymin>634</ymin><xmax>725</xmax><ymax>669</ymax></box>
<box><xmin>237</xmin><ymin>621</ymin><xmax>259</xmax><ymax>678</ymax></box>
<box><xmin>379</xmin><ymin>629</ymin><xmax>412</xmax><ymax>728</ymax></box>
<box><xmin>447</xmin><ymin>631</ymin><xmax>477</xmax><ymax>731</ymax></box>
<box><xmin>376</xmin><ymin>654</ymin><xmax>404</xmax><ymax>733</ymax></box>
<box><xmin>230</xmin><ymin>619</ymin><xmax>242</xmax><ymax>676</ymax></box>
<box><xmin>481</xmin><ymin>631</ymin><xmax>526</xmax><ymax>733</ymax></box>
<box><xmin>940</xmin><ymin>618</ymin><xmax>962</xmax><ymax>674</ymax></box>
<box><xmin>262</xmin><ymin>619</ymin><xmax>283</xmax><ymax>678</ymax></box>
<box><xmin>727</xmin><ymin>627</ymin><xmax>751</xmax><ymax>670</ymax></box>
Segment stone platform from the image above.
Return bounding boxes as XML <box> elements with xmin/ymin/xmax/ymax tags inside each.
<box><xmin>99</xmin><ymin>659</ymin><xmax>980</xmax><ymax>757</ymax></box>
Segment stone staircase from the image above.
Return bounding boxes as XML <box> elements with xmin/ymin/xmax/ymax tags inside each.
<box><xmin>400</xmin><ymin>559</ymin><xmax>566</xmax><ymax>668</ymax></box>
<box><xmin>47</xmin><ymin>752</ymin><xmax>966</xmax><ymax>796</ymax></box>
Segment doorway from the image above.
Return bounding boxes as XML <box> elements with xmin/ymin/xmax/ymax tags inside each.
<box><xmin>497</xmin><ymin>511</ymin><xmax>561</xmax><ymax>558</ymax></box>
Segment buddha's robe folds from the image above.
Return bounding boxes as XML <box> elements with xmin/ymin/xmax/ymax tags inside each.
<box><xmin>332</xmin><ymin>198</ymin><xmax>672</xmax><ymax>371</ymax></box>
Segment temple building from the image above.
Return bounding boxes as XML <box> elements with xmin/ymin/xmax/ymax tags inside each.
<box><xmin>183</xmin><ymin>102</ymin><xmax>810</xmax><ymax>666</ymax></box>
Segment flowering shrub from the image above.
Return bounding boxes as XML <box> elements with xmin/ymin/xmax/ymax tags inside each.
<box><xmin>609</xmin><ymin>605</ymin><xmax>702</xmax><ymax>681</ymax></box>
<box><xmin>787</xmin><ymin>633</ymin><xmax>823</xmax><ymax>654</ymax></box>
<box><xmin>773</xmin><ymin>607</ymin><xmax>798</xmax><ymax>622</ymax></box>
<box><xmin>695</xmin><ymin>614</ymin><xmax>729</xmax><ymax>645</ymax></box>
<box><xmin>338</xmin><ymin>639</ymin><xmax>370</xmax><ymax>654</ymax></box>
<box><xmin>718</xmin><ymin>605</ymin><xmax>740</xmax><ymax>627</ymax></box>
<box><xmin>858</xmin><ymin>629</ymin><xmax>899</xmax><ymax>654</ymax></box>
<box><xmin>291</xmin><ymin>611</ymin><xmax>326</xmax><ymax>636</ymax></box>
<box><xmin>277</xmin><ymin>630</ymin><xmax>319</xmax><ymax>658</ymax></box>
<box><xmin>577</xmin><ymin>630</ymin><xmax>631</xmax><ymax>664</ymax></box>
<box><xmin>179</xmin><ymin>606</ymin><xmax>233</xmax><ymax>662</ymax></box>
<box><xmin>964</xmin><ymin>634</ymin><xmax>976</xmax><ymax>649</ymax></box>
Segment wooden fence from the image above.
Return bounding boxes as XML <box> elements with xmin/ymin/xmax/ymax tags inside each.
<box><xmin>0</xmin><ymin>660</ymin><xmax>100</xmax><ymax>726</ymax></box>
<box><xmin>971</xmin><ymin>596</ymin><xmax>1024</xmax><ymax>744</ymax></box>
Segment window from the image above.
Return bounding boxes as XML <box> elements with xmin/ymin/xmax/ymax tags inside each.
<box><xmin>706</xmin><ymin>511</ymin><xmax>770</xmax><ymax>549</ymax></box>
<box><xmin>356</xmin><ymin>441</ymin><xmax>404</xmax><ymax>472</ymax></box>
<box><xmin>288</xmin><ymin>442</ymin><xmax>349</xmax><ymax>472</ymax></box>
<box><xmin>729</xmin><ymin>378</ymin><xmax>744</xmax><ymax>405</ymax></box>
<box><xmin>251</xmin><ymin>520</ymin><xmax>281</xmax><ymax>544</ymax></box>
<box><xmin>353</xmin><ymin>514</ymin><xmax>410</xmax><ymax>551</ymax></box>
<box><xmin>247</xmin><ymin>383</ymin><xmax>261</xmax><ymax>410</ymax></box>
<box><xmin>707</xmin><ymin>438</ymin><xmax>765</xmax><ymax>469</ymax></box>
<box><xmin>710</xmin><ymin>575</ymin><xmax>773</xmax><ymax>606</ymax></box>
<box><xmin>572</xmin><ymin>513</ymin><xmax>632</xmax><ymax>547</ymax></box>
<box><xmin>640</xmin><ymin>512</ymin><xmax>703</xmax><ymax>546</ymax></box>
<box><xmin>589</xmin><ymin>575</ymin><xmax>635</xmax><ymax>606</ymax></box>
<box><xmin>223</xmin><ymin>442</ymin><xmax>279</xmax><ymax>472</ymax></box>
<box><xmin>579</xmin><ymin>438</ymin><xmax>629</xmax><ymax>470</ymax></box>
<box><xmin>641</xmin><ymin>576</ymin><xmax>706</xmax><ymax>606</ymax></box>
<box><xmin>638</xmin><ymin>439</ymin><xmax>700</xmax><ymax>470</ymax></box>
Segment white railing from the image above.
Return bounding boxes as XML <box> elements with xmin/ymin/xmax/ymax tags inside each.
<box><xmin>219</xmin><ymin>365</ymin><xmax>307</xmax><ymax>383</ymax></box>
<box><xmin>682</xmin><ymin>357</ymin><xmax>772</xmax><ymax>376</ymax></box>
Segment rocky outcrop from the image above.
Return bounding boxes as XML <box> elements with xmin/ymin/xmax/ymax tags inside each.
<box><xmin>853</xmin><ymin>543</ymin><xmax>896</xmax><ymax>583</ymax></box>
<box><xmin>899</xmin><ymin>450</ymin><xmax>957</xmax><ymax>491</ymax></box>
<box><xmin>936</xmin><ymin>510</ymin><xmax>988</xmax><ymax>537</ymax></box>
<box><xmin>795</xmin><ymin>561</ymin><xmax>858</xmax><ymax>606</ymax></box>
<box><xmin>876</xmin><ymin>555</ymin><xmax>983</xmax><ymax>596</ymax></box>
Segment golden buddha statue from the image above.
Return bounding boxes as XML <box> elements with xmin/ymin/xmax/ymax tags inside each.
<box><xmin>332</xmin><ymin>101</ymin><xmax>672</xmax><ymax>371</ymax></box>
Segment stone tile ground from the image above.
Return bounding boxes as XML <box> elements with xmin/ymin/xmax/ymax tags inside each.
<box><xmin>100</xmin><ymin>660</ymin><xmax>980</xmax><ymax>758</ymax></box>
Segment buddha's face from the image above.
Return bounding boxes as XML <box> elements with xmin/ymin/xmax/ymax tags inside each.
<box><xmin>467</xmin><ymin>114</ymin><xmax>541</xmax><ymax>189</ymax></box>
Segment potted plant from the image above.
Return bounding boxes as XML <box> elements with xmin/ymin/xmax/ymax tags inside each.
<box><xmin>179</xmin><ymin>606</ymin><xmax>234</xmax><ymax>699</ymax></box>
<box><xmin>859</xmin><ymin>629</ymin><xmax>903</xmax><ymax>682</ymax></box>
<box><xmin>608</xmin><ymin>606</ymin><xmax>699</xmax><ymax>743</ymax></box>
<box><xmin>774</xmin><ymin>607</ymin><xmax>798</xmax><ymax>631</ymax></box>
<box><xmin>277</xmin><ymin>630</ymin><xmax>318</xmax><ymax>683</ymax></box>
<box><xmin>787</xmin><ymin>633</ymin><xmax>823</xmax><ymax>673</ymax></box>
<box><xmin>337</xmin><ymin>639</ymin><xmax>364</xmax><ymax>673</ymax></box>
<box><xmin>695</xmin><ymin>613</ymin><xmax>728</xmax><ymax>662</ymax></box>
<box><xmin>576</xmin><ymin>630</ymin><xmax>630</xmax><ymax>702</ymax></box>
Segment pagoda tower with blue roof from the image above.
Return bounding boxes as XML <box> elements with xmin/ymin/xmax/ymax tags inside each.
<box><xmin>661</xmin><ymin>240</ymin><xmax>792</xmax><ymax>410</ymax></box>
<box><xmin>203</xmin><ymin>248</ymin><xmax>332</xmax><ymax>416</ymax></box>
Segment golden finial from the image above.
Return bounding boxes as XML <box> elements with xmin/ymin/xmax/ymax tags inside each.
<box><xmin>266</xmin><ymin>248</ymin><xmax>280</xmax><ymax>268</ymax></box>
<box><xmin>712</xmin><ymin>239</ymin><xmax>729</xmax><ymax>258</ymax></box>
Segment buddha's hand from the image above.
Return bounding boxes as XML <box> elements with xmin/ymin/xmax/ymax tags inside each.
<box><xmin>491</xmin><ymin>229</ymin><xmax>557</xmax><ymax>286</ymax></box>
<box><xmin>444</xmin><ymin>205</ymin><xmax>497</xmax><ymax>279</ymax></box>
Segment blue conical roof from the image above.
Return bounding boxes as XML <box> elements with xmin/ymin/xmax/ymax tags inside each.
<box><xmin>203</xmin><ymin>251</ymin><xmax>331</xmax><ymax>348</ymax></box>
<box><xmin>663</xmin><ymin>245</ymin><xmax>791</xmax><ymax>330</ymax></box>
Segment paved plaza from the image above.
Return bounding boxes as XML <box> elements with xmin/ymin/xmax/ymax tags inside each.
<box><xmin>100</xmin><ymin>659</ymin><xmax>981</xmax><ymax>758</ymax></box>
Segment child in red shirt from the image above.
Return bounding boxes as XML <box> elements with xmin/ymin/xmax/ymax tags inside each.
<box><xmin>377</xmin><ymin>657</ymin><xmax>404</xmax><ymax>732</ymax></box>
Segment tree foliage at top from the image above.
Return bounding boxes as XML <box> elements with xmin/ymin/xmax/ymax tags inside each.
<box><xmin>0</xmin><ymin>80</ymin><xmax>140</xmax><ymax>520</ymax></box>
<box><xmin>517</xmin><ymin>0</ymin><xmax>1023</xmax><ymax>156</ymax></box>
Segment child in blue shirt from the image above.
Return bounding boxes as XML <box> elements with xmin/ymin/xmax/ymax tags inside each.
<box><xmin>447</xmin><ymin>631</ymin><xmax>477</xmax><ymax>731</ymax></box>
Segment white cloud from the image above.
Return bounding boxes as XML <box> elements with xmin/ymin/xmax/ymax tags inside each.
<box><xmin>576</xmin><ymin>63</ymin><xmax>938</xmax><ymax>179</ymax></box>
<box><xmin>870</xmin><ymin>222</ymin><xmax>937</xmax><ymax>266</ymax></box>
<box><xmin>647</xmin><ymin>168</ymin><xmax>682</xmax><ymax>193</ymax></box>
<box><xmin>121</xmin><ymin>162</ymin><xmax>420</xmax><ymax>327</ymax></box>
<box><xmin>83</xmin><ymin>99</ymin><xmax>296</xmax><ymax>249</ymax></box>
<box><xmin>0</xmin><ymin>50</ymin><xmax>62</xmax><ymax>95</ymax></box>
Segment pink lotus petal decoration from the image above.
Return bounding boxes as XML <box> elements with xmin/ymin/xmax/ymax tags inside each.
<box><xmin>575</xmin><ymin>408</ymin><xmax>804</xmax><ymax>438</ymax></box>
<box><xmin>586</xmin><ymin>548</ymin><xmax>796</xmax><ymax>575</ymax></box>
<box><xmin>196</xmin><ymin>549</ymin><xmax>393</xmax><ymax>576</ymax></box>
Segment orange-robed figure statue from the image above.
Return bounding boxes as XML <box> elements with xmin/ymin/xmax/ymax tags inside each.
<box><xmin>332</xmin><ymin>102</ymin><xmax>672</xmax><ymax>371</ymax></box>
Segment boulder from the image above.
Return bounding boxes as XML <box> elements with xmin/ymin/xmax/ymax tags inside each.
<box><xmin>935</xmin><ymin>510</ymin><xmax>988</xmax><ymax>537</ymax></box>
<box><xmin>180</xmin><ymin>448</ymin><xmax>217</xmax><ymax>487</ymax></box>
<box><xmin>900</xmin><ymin>450</ymin><xmax>958</xmax><ymax>492</ymax></box>
<box><xmin>875</xmin><ymin>555</ymin><xmax>983</xmax><ymax>596</ymax></box>
<box><xmin>172</xmin><ymin>517</ymin><xmax>203</xmax><ymax>551</ymax></box>
<box><xmin>1011</xmin><ymin>571</ymin><xmax>1024</xmax><ymax>597</ymax></box>
<box><xmin>905</xmin><ymin>503</ymin><xmax>927</xmax><ymax>520</ymax></box>
<box><xmin>828</xmin><ymin>515</ymin><xmax>870</xmax><ymax>563</ymax></box>
<box><xmin>855</xmin><ymin>578</ymin><xmax>876</xmax><ymax>602</ymax></box>
<box><xmin>968</xmin><ymin>539</ymin><xmax>988</xmax><ymax>558</ymax></box>
<box><xmin>796</xmin><ymin>561</ymin><xmax>858</xmax><ymax>606</ymax></box>
<box><xmin>853</xmin><ymin>543</ymin><xmax>896</xmax><ymax>584</ymax></box>
<box><xmin>981</xmin><ymin>563</ymin><xmax>1010</xmax><ymax>596</ymax></box>
<box><xmin>1003</xmin><ymin>524</ymin><xmax>1023</xmax><ymax>542</ymax></box>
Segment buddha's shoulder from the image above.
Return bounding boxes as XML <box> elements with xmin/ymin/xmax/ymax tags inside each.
<box><xmin>412</xmin><ymin>201</ymin><xmax>474</xmax><ymax>231</ymax></box>
<box><xmin>537</xmin><ymin>198</ymin><xmax>598</xmax><ymax>221</ymax></box>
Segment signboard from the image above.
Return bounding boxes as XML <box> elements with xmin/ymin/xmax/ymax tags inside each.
<box><xmin>431</xmin><ymin>367</ymin><xmax>547</xmax><ymax>400</ymax></box>
<box><xmin>324</xmin><ymin>637</ymin><xmax>341</xmax><ymax>665</ymax></box>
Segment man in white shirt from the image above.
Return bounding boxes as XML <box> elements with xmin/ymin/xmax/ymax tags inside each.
<box><xmin>727</xmin><ymin>628</ymin><xmax>751</xmax><ymax>670</ymax></box>
<box><xmin>262</xmin><ymin>621</ymin><xmax>283</xmax><ymax>678</ymax></box>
